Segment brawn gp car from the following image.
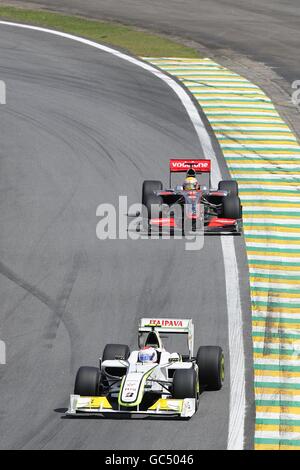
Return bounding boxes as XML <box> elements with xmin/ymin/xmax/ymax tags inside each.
<box><xmin>67</xmin><ymin>318</ymin><xmax>224</xmax><ymax>418</ymax></box>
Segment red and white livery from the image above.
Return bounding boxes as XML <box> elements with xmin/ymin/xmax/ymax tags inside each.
<box><xmin>142</xmin><ymin>158</ymin><xmax>243</xmax><ymax>234</ymax></box>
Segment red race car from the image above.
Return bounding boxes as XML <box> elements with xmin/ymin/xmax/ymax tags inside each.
<box><xmin>142</xmin><ymin>159</ymin><xmax>242</xmax><ymax>234</ymax></box>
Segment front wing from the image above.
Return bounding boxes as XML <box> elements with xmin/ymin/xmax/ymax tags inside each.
<box><xmin>66</xmin><ymin>395</ymin><xmax>196</xmax><ymax>418</ymax></box>
<box><xmin>149</xmin><ymin>216</ymin><xmax>242</xmax><ymax>234</ymax></box>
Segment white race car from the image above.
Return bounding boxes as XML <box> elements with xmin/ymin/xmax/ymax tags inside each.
<box><xmin>67</xmin><ymin>318</ymin><xmax>224</xmax><ymax>418</ymax></box>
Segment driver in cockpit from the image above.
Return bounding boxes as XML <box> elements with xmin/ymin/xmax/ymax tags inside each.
<box><xmin>182</xmin><ymin>168</ymin><xmax>200</xmax><ymax>190</ymax></box>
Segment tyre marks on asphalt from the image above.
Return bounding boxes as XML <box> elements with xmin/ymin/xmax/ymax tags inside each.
<box><xmin>0</xmin><ymin>260</ymin><xmax>82</xmax><ymax>372</ymax></box>
<box><xmin>145</xmin><ymin>57</ymin><xmax>300</xmax><ymax>450</ymax></box>
<box><xmin>43</xmin><ymin>251</ymin><xmax>84</xmax><ymax>348</ymax></box>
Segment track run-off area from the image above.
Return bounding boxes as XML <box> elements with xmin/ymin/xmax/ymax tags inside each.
<box><xmin>146</xmin><ymin>58</ymin><xmax>300</xmax><ymax>450</ymax></box>
<box><xmin>0</xmin><ymin>22</ymin><xmax>253</xmax><ymax>449</ymax></box>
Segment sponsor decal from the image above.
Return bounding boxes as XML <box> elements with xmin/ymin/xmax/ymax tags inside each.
<box><xmin>170</xmin><ymin>159</ymin><xmax>211</xmax><ymax>172</ymax></box>
<box><xmin>121</xmin><ymin>375</ymin><xmax>142</xmax><ymax>403</ymax></box>
<box><xmin>149</xmin><ymin>319</ymin><xmax>184</xmax><ymax>327</ymax></box>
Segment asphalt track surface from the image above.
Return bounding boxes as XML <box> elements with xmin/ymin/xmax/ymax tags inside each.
<box><xmin>4</xmin><ymin>0</ymin><xmax>300</xmax><ymax>84</ymax></box>
<box><xmin>0</xmin><ymin>25</ymin><xmax>252</xmax><ymax>449</ymax></box>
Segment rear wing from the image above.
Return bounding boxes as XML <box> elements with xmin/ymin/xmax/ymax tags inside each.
<box><xmin>169</xmin><ymin>159</ymin><xmax>211</xmax><ymax>187</ymax></box>
<box><xmin>139</xmin><ymin>318</ymin><xmax>194</xmax><ymax>357</ymax></box>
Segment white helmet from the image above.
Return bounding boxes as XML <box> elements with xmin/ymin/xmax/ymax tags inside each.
<box><xmin>138</xmin><ymin>347</ymin><xmax>158</xmax><ymax>363</ymax></box>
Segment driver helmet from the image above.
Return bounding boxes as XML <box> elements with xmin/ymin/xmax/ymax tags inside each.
<box><xmin>138</xmin><ymin>347</ymin><xmax>158</xmax><ymax>363</ymax></box>
<box><xmin>183</xmin><ymin>176</ymin><xmax>200</xmax><ymax>190</ymax></box>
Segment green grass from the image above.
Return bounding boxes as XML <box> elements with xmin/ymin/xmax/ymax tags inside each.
<box><xmin>0</xmin><ymin>5</ymin><xmax>200</xmax><ymax>58</ymax></box>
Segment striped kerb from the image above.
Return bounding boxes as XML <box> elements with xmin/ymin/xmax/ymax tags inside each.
<box><xmin>144</xmin><ymin>57</ymin><xmax>300</xmax><ymax>450</ymax></box>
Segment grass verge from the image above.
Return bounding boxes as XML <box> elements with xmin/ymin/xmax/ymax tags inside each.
<box><xmin>0</xmin><ymin>5</ymin><xmax>200</xmax><ymax>57</ymax></box>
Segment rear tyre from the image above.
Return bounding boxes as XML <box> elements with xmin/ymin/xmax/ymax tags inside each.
<box><xmin>102</xmin><ymin>344</ymin><xmax>130</xmax><ymax>362</ymax></box>
<box><xmin>142</xmin><ymin>180</ymin><xmax>163</xmax><ymax>206</ymax></box>
<box><xmin>221</xmin><ymin>194</ymin><xmax>242</xmax><ymax>219</ymax></box>
<box><xmin>218</xmin><ymin>180</ymin><xmax>239</xmax><ymax>196</ymax></box>
<box><xmin>172</xmin><ymin>368</ymin><xmax>198</xmax><ymax>399</ymax></box>
<box><xmin>196</xmin><ymin>346</ymin><xmax>224</xmax><ymax>391</ymax></box>
<box><xmin>74</xmin><ymin>366</ymin><xmax>100</xmax><ymax>396</ymax></box>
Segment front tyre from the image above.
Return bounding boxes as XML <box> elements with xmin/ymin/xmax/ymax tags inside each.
<box><xmin>221</xmin><ymin>194</ymin><xmax>242</xmax><ymax>219</ymax></box>
<box><xmin>74</xmin><ymin>366</ymin><xmax>100</xmax><ymax>396</ymax></box>
<box><xmin>172</xmin><ymin>368</ymin><xmax>198</xmax><ymax>399</ymax></box>
<box><xmin>102</xmin><ymin>344</ymin><xmax>130</xmax><ymax>361</ymax></box>
<box><xmin>142</xmin><ymin>180</ymin><xmax>163</xmax><ymax>206</ymax></box>
<box><xmin>196</xmin><ymin>346</ymin><xmax>224</xmax><ymax>391</ymax></box>
<box><xmin>218</xmin><ymin>180</ymin><xmax>239</xmax><ymax>196</ymax></box>
<box><xmin>144</xmin><ymin>194</ymin><xmax>163</xmax><ymax>220</ymax></box>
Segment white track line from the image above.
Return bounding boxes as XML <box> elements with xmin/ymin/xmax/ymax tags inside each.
<box><xmin>0</xmin><ymin>21</ymin><xmax>246</xmax><ymax>450</ymax></box>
